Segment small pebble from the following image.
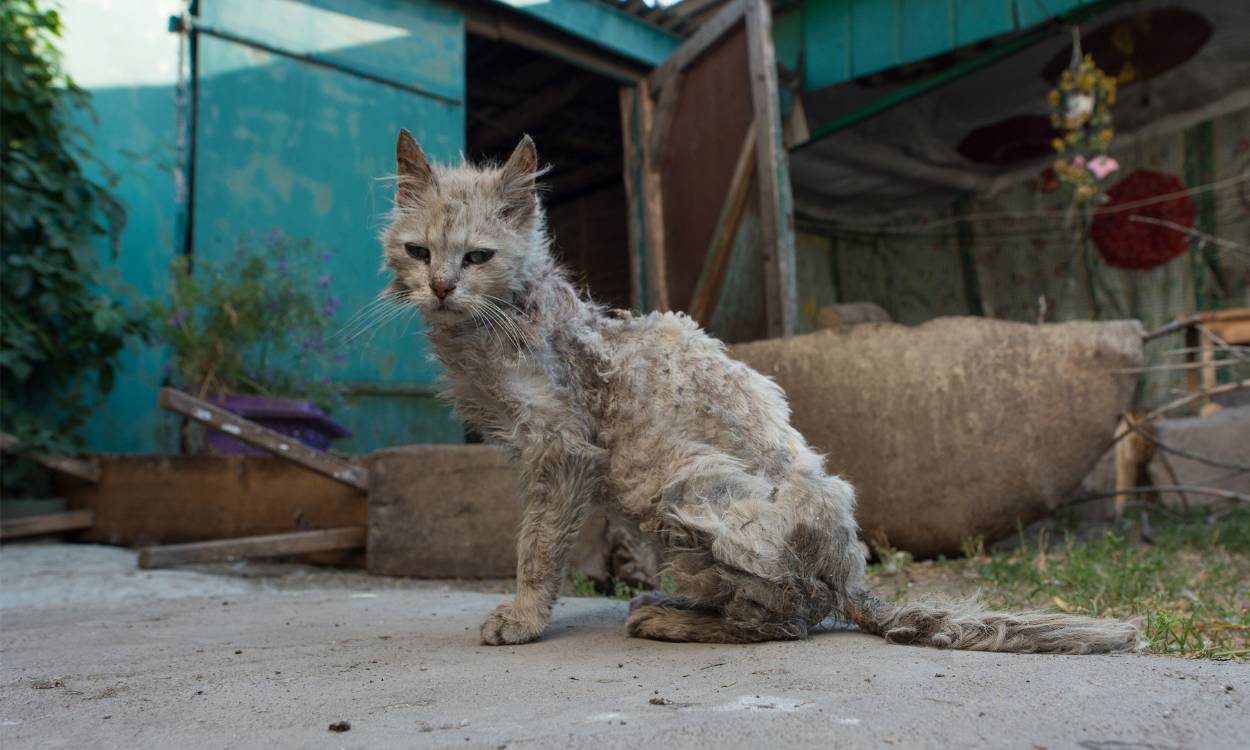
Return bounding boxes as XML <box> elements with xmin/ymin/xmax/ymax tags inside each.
<box><xmin>328</xmin><ymin>720</ymin><xmax>351</xmax><ymax>733</ymax></box>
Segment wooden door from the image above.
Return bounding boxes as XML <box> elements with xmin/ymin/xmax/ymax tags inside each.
<box><xmin>622</xmin><ymin>0</ymin><xmax>796</xmax><ymax>341</ymax></box>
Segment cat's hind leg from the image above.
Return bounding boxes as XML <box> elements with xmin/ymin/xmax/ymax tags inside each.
<box><xmin>626</xmin><ymin>601</ymin><xmax>807</xmax><ymax>644</ymax></box>
<box><xmin>626</xmin><ymin>454</ymin><xmax>854</xmax><ymax>644</ymax></box>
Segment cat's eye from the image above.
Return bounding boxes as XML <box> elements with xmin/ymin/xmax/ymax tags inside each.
<box><xmin>463</xmin><ymin>249</ymin><xmax>495</xmax><ymax>266</ymax></box>
<box><xmin>404</xmin><ymin>243</ymin><xmax>430</xmax><ymax>263</ymax></box>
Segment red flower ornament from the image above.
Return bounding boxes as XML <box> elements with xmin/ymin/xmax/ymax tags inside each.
<box><xmin>1090</xmin><ymin>169</ymin><xmax>1195</xmax><ymax>270</ymax></box>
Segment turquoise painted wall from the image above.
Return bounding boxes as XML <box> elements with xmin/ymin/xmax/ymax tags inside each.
<box><xmin>62</xmin><ymin>0</ymin><xmax>185</xmax><ymax>453</ymax></box>
<box><xmin>192</xmin><ymin>0</ymin><xmax>467</xmax><ymax>451</ymax></box>
<box><xmin>776</xmin><ymin>0</ymin><xmax>1106</xmax><ymax>92</ymax></box>
<box><xmin>59</xmin><ymin>0</ymin><xmax>687</xmax><ymax>454</ymax></box>
<box><xmin>62</xmin><ymin>0</ymin><xmax>472</xmax><ymax>453</ymax></box>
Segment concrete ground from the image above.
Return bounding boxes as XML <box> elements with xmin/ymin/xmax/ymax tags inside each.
<box><xmin>1</xmin><ymin>544</ymin><xmax>1246</xmax><ymax>749</ymax></box>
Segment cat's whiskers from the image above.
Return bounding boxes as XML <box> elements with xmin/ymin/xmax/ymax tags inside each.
<box><xmin>466</xmin><ymin>299</ymin><xmax>507</xmax><ymax>352</ymax></box>
<box><xmin>344</xmin><ymin>293</ymin><xmax>415</xmax><ymax>344</ymax></box>
<box><xmin>341</xmin><ymin>302</ymin><xmax>408</xmax><ymax>344</ymax></box>
<box><xmin>398</xmin><ymin>302</ymin><xmax>422</xmax><ymax>339</ymax></box>
<box><xmin>336</xmin><ymin>290</ymin><xmax>409</xmax><ymax>340</ymax></box>
<box><xmin>473</xmin><ymin>298</ymin><xmax>525</xmax><ymax>352</ymax></box>
<box><xmin>480</xmin><ymin>293</ymin><xmax>530</xmax><ymax>339</ymax></box>
<box><xmin>478</xmin><ymin>297</ymin><xmax>531</xmax><ymax>353</ymax></box>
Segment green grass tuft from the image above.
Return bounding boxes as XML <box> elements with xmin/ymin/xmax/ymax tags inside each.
<box><xmin>906</xmin><ymin>508</ymin><xmax>1250</xmax><ymax>659</ymax></box>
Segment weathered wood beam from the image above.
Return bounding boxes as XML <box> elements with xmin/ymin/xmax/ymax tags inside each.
<box><xmin>157</xmin><ymin>388</ymin><xmax>368</xmax><ymax>492</ymax></box>
<box><xmin>689</xmin><ymin>122</ymin><xmax>757</xmax><ymax>326</ymax></box>
<box><xmin>647</xmin><ymin>70</ymin><xmax>684</xmax><ymax>162</ymax></box>
<box><xmin>0</xmin><ymin>432</ymin><xmax>100</xmax><ymax>483</ymax></box>
<box><xmin>138</xmin><ymin>527</ymin><xmax>365</xmax><ymax>569</ymax></box>
<box><xmin>620</xmin><ymin>85</ymin><xmax>646</xmax><ymax>311</ymax></box>
<box><xmin>464</xmin><ymin>9</ymin><xmax>646</xmax><ymax>84</ymax></box>
<box><xmin>638</xmin><ymin>78</ymin><xmax>671</xmax><ymax>312</ymax></box>
<box><xmin>0</xmin><ymin>510</ymin><xmax>94</xmax><ymax>541</ymax></box>
<box><xmin>745</xmin><ymin>0</ymin><xmax>796</xmax><ymax>338</ymax></box>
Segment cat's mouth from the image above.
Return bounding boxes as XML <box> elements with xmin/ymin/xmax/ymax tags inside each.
<box><xmin>421</xmin><ymin>298</ymin><xmax>467</xmax><ymax>321</ymax></box>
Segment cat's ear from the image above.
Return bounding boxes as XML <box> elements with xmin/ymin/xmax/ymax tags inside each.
<box><xmin>498</xmin><ymin>134</ymin><xmax>538</xmax><ymax>222</ymax></box>
<box><xmin>396</xmin><ymin>128</ymin><xmax>434</xmax><ymax>205</ymax></box>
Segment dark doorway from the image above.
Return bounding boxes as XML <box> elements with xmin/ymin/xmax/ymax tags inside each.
<box><xmin>466</xmin><ymin>35</ymin><xmax>632</xmax><ymax>310</ymax></box>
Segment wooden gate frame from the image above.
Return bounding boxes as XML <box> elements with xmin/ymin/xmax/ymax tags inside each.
<box><xmin>621</xmin><ymin>0</ymin><xmax>797</xmax><ymax>338</ymax></box>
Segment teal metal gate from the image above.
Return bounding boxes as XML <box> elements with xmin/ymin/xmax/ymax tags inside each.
<box><xmin>189</xmin><ymin>0</ymin><xmax>467</xmax><ymax>450</ymax></box>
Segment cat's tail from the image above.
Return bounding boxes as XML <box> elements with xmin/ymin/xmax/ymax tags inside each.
<box><xmin>843</xmin><ymin>588</ymin><xmax>1143</xmax><ymax>654</ymax></box>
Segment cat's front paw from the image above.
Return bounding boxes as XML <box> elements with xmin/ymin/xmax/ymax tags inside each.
<box><xmin>480</xmin><ymin>603</ymin><xmax>545</xmax><ymax>646</ymax></box>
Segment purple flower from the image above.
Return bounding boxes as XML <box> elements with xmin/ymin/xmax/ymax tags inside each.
<box><xmin>162</xmin><ymin>363</ymin><xmax>174</xmax><ymax>376</ymax></box>
<box><xmin>333</xmin><ymin>352</ymin><xmax>347</xmax><ymax>363</ymax></box>
<box><xmin>319</xmin><ymin>251</ymin><xmax>332</xmax><ymax>263</ymax></box>
<box><xmin>321</xmin><ymin>296</ymin><xmax>340</xmax><ymax>317</ymax></box>
<box><xmin>318</xmin><ymin>274</ymin><xmax>332</xmax><ymax>288</ymax></box>
<box><xmin>267</xmin><ymin>228</ymin><xmax>286</xmax><ymax>246</ymax></box>
<box><xmin>167</xmin><ymin>308</ymin><xmax>188</xmax><ymax>327</ymax></box>
<box><xmin>275</xmin><ymin>256</ymin><xmax>288</xmax><ymax>273</ymax></box>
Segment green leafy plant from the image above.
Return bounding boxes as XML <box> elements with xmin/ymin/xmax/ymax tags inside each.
<box><xmin>1</xmin><ymin>1</ymin><xmax>149</xmax><ymax>481</ymax></box>
<box><xmin>150</xmin><ymin>230</ymin><xmax>344</xmax><ymax>408</ymax></box>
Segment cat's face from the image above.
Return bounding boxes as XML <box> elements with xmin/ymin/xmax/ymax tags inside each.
<box><xmin>381</xmin><ymin>130</ymin><xmax>543</xmax><ymax>324</ymax></box>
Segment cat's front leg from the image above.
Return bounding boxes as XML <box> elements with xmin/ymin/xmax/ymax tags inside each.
<box><xmin>481</xmin><ymin>456</ymin><xmax>596</xmax><ymax>645</ymax></box>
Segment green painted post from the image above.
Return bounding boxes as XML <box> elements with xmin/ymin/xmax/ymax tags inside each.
<box><xmin>1184</xmin><ymin>121</ymin><xmax>1222</xmax><ymax>312</ymax></box>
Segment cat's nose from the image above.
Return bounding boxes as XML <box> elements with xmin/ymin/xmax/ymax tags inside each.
<box><xmin>430</xmin><ymin>280</ymin><xmax>455</xmax><ymax>300</ymax></box>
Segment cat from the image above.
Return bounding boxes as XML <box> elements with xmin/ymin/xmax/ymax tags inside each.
<box><xmin>380</xmin><ymin>129</ymin><xmax>1141</xmax><ymax>653</ymax></box>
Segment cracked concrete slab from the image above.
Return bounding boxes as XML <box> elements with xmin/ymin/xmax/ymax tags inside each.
<box><xmin>1</xmin><ymin>544</ymin><xmax>1246</xmax><ymax>749</ymax></box>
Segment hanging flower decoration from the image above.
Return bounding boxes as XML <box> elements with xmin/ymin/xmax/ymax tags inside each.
<box><xmin>1090</xmin><ymin>169</ymin><xmax>1195</xmax><ymax>270</ymax></box>
<box><xmin>1048</xmin><ymin>50</ymin><xmax>1119</xmax><ymax>203</ymax></box>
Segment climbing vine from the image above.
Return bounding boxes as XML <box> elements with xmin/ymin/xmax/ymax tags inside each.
<box><xmin>0</xmin><ymin>0</ymin><xmax>149</xmax><ymax>481</ymax></box>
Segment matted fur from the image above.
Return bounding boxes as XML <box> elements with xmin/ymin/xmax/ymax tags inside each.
<box><xmin>379</xmin><ymin>130</ymin><xmax>1141</xmax><ymax>655</ymax></box>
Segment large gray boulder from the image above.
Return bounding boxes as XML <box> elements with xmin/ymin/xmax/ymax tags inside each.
<box><xmin>730</xmin><ymin>318</ymin><xmax>1142</xmax><ymax>557</ymax></box>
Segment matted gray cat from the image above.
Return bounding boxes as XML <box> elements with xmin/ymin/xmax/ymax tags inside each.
<box><xmin>380</xmin><ymin>130</ymin><xmax>1140</xmax><ymax>654</ymax></box>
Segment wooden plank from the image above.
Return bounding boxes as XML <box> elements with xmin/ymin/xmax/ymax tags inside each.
<box><xmin>648</xmin><ymin>0</ymin><xmax>748</xmax><ymax>94</ymax></box>
<box><xmin>647</xmin><ymin>70</ymin><xmax>684</xmax><ymax>163</ymax></box>
<box><xmin>0</xmin><ymin>432</ymin><xmax>101</xmax><ymax>483</ymax></box>
<box><xmin>745</xmin><ymin>0</ymin><xmax>797</xmax><ymax>338</ymax></box>
<box><xmin>689</xmin><ymin>122</ymin><xmax>758</xmax><ymax>326</ymax></box>
<box><xmin>463</xmin><ymin>9</ymin><xmax>648</xmax><ymax>83</ymax></box>
<box><xmin>1206</xmin><ymin>320</ymin><xmax>1250</xmax><ymax>344</ymax></box>
<box><xmin>157</xmin><ymin>388</ymin><xmax>368</xmax><ymax>491</ymax></box>
<box><xmin>138</xmin><ymin>527</ymin><xmax>365</xmax><ymax>569</ymax></box>
<box><xmin>480</xmin><ymin>0</ymin><xmax>682</xmax><ymax>69</ymax></box>
<box><xmin>638</xmin><ymin>78</ymin><xmax>671</xmax><ymax>311</ymax></box>
<box><xmin>59</xmin><ymin>455</ymin><xmax>366</xmax><ymax>561</ymax></box>
<box><xmin>0</xmin><ymin>510</ymin><xmax>94</xmax><ymax>541</ymax></box>
<box><xmin>619</xmin><ymin>85</ymin><xmax>647</xmax><ymax>311</ymax></box>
